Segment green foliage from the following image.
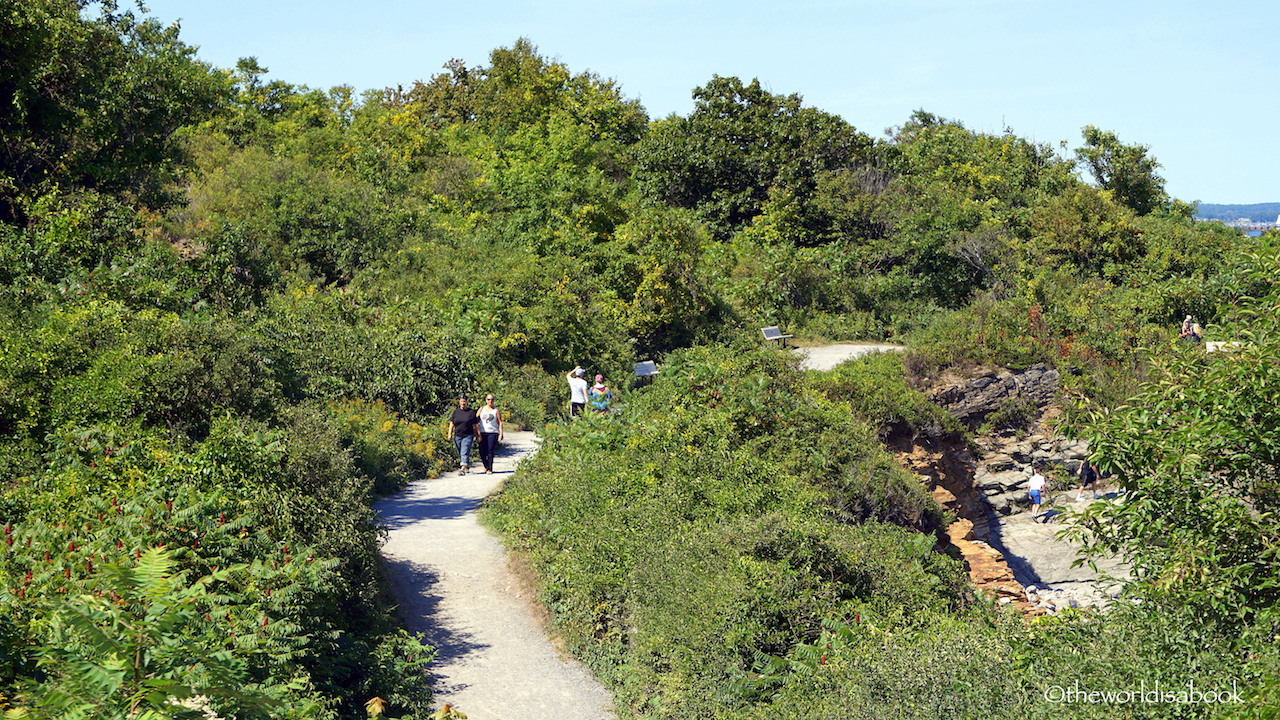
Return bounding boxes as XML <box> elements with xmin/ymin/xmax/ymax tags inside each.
<box><xmin>180</xmin><ymin>142</ymin><xmax>405</xmax><ymax>285</ymax></box>
<box><xmin>1075</xmin><ymin>125</ymin><xmax>1172</xmax><ymax>217</ymax></box>
<box><xmin>632</xmin><ymin>75</ymin><xmax>872</xmax><ymax>241</ymax></box>
<box><xmin>817</xmin><ymin>351</ymin><xmax>962</xmax><ymax>439</ymax></box>
<box><xmin>250</xmin><ymin>286</ymin><xmax>476</xmax><ymax>418</ymax></box>
<box><xmin>1064</xmin><ymin>240</ymin><xmax>1280</xmax><ymax>633</ymax></box>
<box><xmin>0</xmin><ymin>300</ymin><xmax>279</xmax><ymax>463</ymax></box>
<box><xmin>0</xmin><ymin>423</ymin><xmax>435</xmax><ymax>718</ymax></box>
<box><xmin>328</xmin><ymin>398</ymin><xmax>443</xmax><ymax>495</ymax></box>
<box><xmin>484</xmin><ymin>345</ymin><xmax>957</xmax><ymax>718</ymax></box>
<box><xmin>387</xmin><ymin>38</ymin><xmax>646</xmax><ymax>144</ymax></box>
<box><xmin>6</xmin><ymin>549</ymin><xmax>315</xmax><ymax>719</ymax></box>
<box><xmin>0</xmin><ymin>0</ymin><xmax>228</xmax><ymax>220</ymax></box>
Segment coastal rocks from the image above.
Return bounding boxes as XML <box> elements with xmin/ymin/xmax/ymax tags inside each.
<box><xmin>931</xmin><ymin>364</ymin><xmax>1060</xmax><ymax>430</ymax></box>
<box><xmin>892</xmin><ymin>363</ymin><xmax>1126</xmax><ymax>617</ymax></box>
<box><xmin>972</xmin><ymin>432</ymin><xmax>1093</xmax><ymax>516</ymax></box>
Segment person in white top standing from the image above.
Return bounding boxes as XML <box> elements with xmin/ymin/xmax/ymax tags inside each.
<box><xmin>477</xmin><ymin>393</ymin><xmax>504</xmax><ymax>474</ymax></box>
<box><xmin>1028</xmin><ymin>466</ymin><xmax>1047</xmax><ymax>516</ymax></box>
<box><xmin>566</xmin><ymin>366</ymin><xmax>588</xmax><ymax>418</ymax></box>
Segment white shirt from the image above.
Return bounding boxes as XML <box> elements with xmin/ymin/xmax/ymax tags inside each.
<box><xmin>1028</xmin><ymin>472</ymin><xmax>1046</xmax><ymax>492</ymax></box>
<box><xmin>568</xmin><ymin>376</ymin><xmax>588</xmax><ymax>404</ymax></box>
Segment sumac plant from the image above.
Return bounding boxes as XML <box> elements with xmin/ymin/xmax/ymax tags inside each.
<box><xmin>0</xmin><ymin>482</ymin><xmax>433</xmax><ymax>718</ymax></box>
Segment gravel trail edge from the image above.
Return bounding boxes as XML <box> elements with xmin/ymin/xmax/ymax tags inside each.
<box><xmin>374</xmin><ymin>430</ymin><xmax>617</xmax><ymax>720</ymax></box>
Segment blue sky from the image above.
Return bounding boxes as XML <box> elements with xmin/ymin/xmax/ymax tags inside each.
<box><xmin>145</xmin><ymin>0</ymin><xmax>1278</xmax><ymax>205</ymax></box>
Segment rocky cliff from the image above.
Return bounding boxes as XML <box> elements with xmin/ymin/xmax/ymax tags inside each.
<box><xmin>895</xmin><ymin>363</ymin><xmax>1122</xmax><ymax>615</ymax></box>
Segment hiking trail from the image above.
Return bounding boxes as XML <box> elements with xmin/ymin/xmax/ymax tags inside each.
<box><xmin>374</xmin><ymin>431</ymin><xmax>616</xmax><ymax>720</ymax></box>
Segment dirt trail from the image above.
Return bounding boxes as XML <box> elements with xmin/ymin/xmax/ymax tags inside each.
<box><xmin>374</xmin><ymin>431</ymin><xmax>616</xmax><ymax>720</ymax></box>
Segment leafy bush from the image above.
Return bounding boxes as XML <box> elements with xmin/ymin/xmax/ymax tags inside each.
<box><xmin>483</xmin><ymin>345</ymin><xmax>956</xmax><ymax>718</ymax></box>
<box><xmin>328</xmin><ymin>398</ymin><xmax>443</xmax><ymax>494</ymax></box>
<box><xmin>816</xmin><ymin>351</ymin><xmax>962</xmax><ymax>439</ymax></box>
<box><xmin>1</xmin><ymin>418</ymin><xmax>435</xmax><ymax>719</ymax></box>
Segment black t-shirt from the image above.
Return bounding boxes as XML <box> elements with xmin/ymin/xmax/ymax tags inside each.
<box><xmin>450</xmin><ymin>408</ymin><xmax>479</xmax><ymax>437</ymax></box>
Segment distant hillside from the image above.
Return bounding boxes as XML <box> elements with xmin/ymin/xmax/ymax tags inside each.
<box><xmin>1197</xmin><ymin>202</ymin><xmax>1280</xmax><ymax>222</ymax></box>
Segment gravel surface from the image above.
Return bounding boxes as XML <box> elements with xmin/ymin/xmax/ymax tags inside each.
<box><xmin>375</xmin><ymin>431</ymin><xmax>617</xmax><ymax>720</ymax></box>
<box><xmin>793</xmin><ymin>342</ymin><xmax>904</xmax><ymax>371</ymax></box>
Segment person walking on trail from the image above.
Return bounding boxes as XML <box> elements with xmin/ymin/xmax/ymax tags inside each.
<box><xmin>477</xmin><ymin>393</ymin><xmax>504</xmax><ymax>474</ymax></box>
<box><xmin>1077</xmin><ymin>459</ymin><xmax>1100</xmax><ymax>501</ymax></box>
<box><xmin>1028</xmin><ymin>467</ymin><xmax>1046</xmax><ymax>516</ymax></box>
<box><xmin>587</xmin><ymin>374</ymin><xmax>612</xmax><ymax>413</ymax></box>
<box><xmin>567</xmin><ymin>366</ymin><xmax>588</xmax><ymax>418</ymax></box>
<box><xmin>448</xmin><ymin>395</ymin><xmax>480</xmax><ymax>474</ymax></box>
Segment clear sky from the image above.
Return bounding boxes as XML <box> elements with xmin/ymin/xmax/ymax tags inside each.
<box><xmin>144</xmin><ymin>0</ymin><xmax>1277</xmax><ymax>205</ymax></box>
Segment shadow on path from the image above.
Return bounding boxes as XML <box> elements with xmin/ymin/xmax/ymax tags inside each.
<box><xmin>381</xmin><ymin>556</ymin><xmax>489</xmax><ymax>693</ymax></box>
<box><xmin>379</xmin><ymin>495</ymin><xmax>480</xmax><ymax>529</ymax></box>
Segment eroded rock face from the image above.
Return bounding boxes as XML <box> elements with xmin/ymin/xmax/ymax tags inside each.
<box><xmin>930</xmin><ymin>363</ymin><xmax>1060</xmax><ymax>430</ymax></box>
<box><xmin>890</xmin><ymin>432</ymin><xmax>1041</xmax><ymax>615</ymax></box>
<box><xmin>890</xmin><ymin>363</ymin><xmax>1108</xmax><ymax>616</ymax></box>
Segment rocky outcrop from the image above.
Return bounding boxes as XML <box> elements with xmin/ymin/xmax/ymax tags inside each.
<box><xmin>930</xmin><ymin>363</ymin><xmax>1060</xmax><ymax>430</ymax></box>
<box><xmin>890</xmin><ymin>432</ymin><xmax>1041</xmax><ymax>615</ymax></box>
<box><xmin>974</xmin><ymin>432</ymin><xmax>1092</xmax><ymax>516</ymax></box>
<box><xmin>893</xmin><ymin>363</ymin><xmax>1123</xmax><ymax>616</ymax></box>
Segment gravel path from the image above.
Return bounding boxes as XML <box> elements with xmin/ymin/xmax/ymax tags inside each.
<box><xmin>374</xmin><ymin>431</ymin><xmax>616</xmax><ymax>720</ymax></box>
<box><xmin>793</xmin><ymin>342</ymin><xmax>904</xmax><ymax>371</ymax></box>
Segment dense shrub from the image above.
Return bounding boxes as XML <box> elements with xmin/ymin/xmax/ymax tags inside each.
<box><xmin>816</xmin><ymin>350</ymin><xmax>962</xmax><ymax>439</ymax></box>
<box><xmin>328</xmin><ymin>398</ymin><xmax>443</xmax><ymax>494</ymax></box>
<box><xmin>484</xmin><ymin>345</ymin><xmax>957</xmax><ymax>718</ymax></box>
<box><xmin>0</xmin><ymin>426</ymin><xmax>434</xmax><ymax>718</ymax></box>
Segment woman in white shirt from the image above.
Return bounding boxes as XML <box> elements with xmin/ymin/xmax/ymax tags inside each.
<box><xmin>477</xmin><ymin>394</ymin><xmax>505</xmax><ymax>474</ymax></box>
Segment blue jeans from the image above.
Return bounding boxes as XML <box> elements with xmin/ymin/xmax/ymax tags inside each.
<box><xmin>454</xmin><ymin>434</ymin><xmax>474</xmax><ymax>468</ymax></box>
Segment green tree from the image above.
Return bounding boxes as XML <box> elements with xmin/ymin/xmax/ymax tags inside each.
<box><xmin>1075</xmin><ymin>125</ymin><xmax>1171</xmax><ymax>216</ymax></box>
<box><xmin>632</xmin><ymin>75</ymin><xmax>872</xmax><ymax>242</ymax></box>
<box><xmin>0</xmin><ymin>0</ymin><xmax>227</xmax><ymax>220</ymax></box>
<box><xmin>382</xmin><ymin>38</ymin><xmax>646</xmax><ymax>144</ymax></box>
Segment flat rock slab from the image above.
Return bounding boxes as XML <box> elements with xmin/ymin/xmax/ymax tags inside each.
<box><xmin>794</xmin><ymin>343</ymin><xmax>905</xmax><ymax>371</ymax></box>
<box><xmin>989</xmin><ymin>495</ymin><xmax>1130</xmax><ymax>607</ymax></box>
<box><xmin>375</xmin><ymin>431</ymin><xmax>616</xmax><ymax>720</ymax></box>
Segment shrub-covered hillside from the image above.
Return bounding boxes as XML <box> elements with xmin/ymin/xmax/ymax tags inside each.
<box><xmin>2</xmin><ymin>1</ymin><xmax>1278</xmax><ymax>717</ymax></box>
<box><xmin>486</xmin><ymin>343</ymin><xmax>1279</xmax><ymax>719</ymax></box>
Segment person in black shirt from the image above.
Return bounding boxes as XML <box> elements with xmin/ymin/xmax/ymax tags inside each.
<box><xmin>448</xmin><ymin>395</ymin><xmax>481</xmax><ymax>474</ymax></box>
<box><xmin>1077</xmin><ymin>459</ymin><xmax>1100</xmax><ymax>501</ymax></box>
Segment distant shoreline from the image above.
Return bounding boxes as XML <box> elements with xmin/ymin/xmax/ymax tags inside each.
<box><xmin>1196</xmin><ymin>201</ymin><xmax>1280</xmax><ymax>223</ymax></box>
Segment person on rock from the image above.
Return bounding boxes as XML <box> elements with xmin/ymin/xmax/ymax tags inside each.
<box><xmin>1077</xmin><ymin>459</ymin><xmax>1100</xmax><ymax>501</ymax></box>
<box><xmin>1028</xmin><ymin>466</ymin><xmax>1047</xmax><ymax>516</ymax></box>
